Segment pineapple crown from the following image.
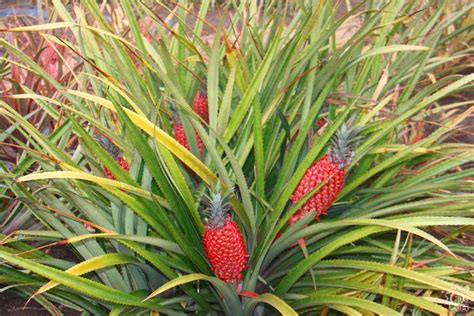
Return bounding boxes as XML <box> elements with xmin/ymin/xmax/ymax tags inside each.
<box><xmin>199</xmin><ymin>85</ymin><xmax>207</xmax><ymax>96</ymax></box>
<box><xmin>328</xmin><ymin>117</ymin><xmax>363</xmax><ymax>169</ymax></box>
<box><xmin>170</xmin><ymin>103</ymin><xmax>180</xmax><ymax>122</ymax></box>
<box><xmin>199</xmin><ymin>79</ymin><xmax>207</xmax><ymax>96</ymax></box>
<box><xmin>95</xmin><ymin>134</ymin><xmax>121</xmax><ymax>159</ymax></box>
<box><xmin>202</xmin><ymin>183</ymin><xmax>233</xmax><ymax>229</ymax></box>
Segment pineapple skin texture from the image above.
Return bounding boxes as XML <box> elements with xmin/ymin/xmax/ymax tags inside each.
<box><xmin>192</xmin><ymin>90</ymin><xmax>209</xmax><ymax>123</ymax></box>
<box><xmin>203</xmin><ymin>217</ymin><xmax>248</xmax><ymax>283</ymax></box>
<box><xmin>173</xmin><ymin>123</ymin><xmax>204</xmax><ymax>155</ymax></box>
<box><xmin>103</xmin><ymin>157</ymin><xmax>129</xmax><ymax>180</ymax></box>
<box><xmin>290</xmin><ymin>154</ymin><xmax>345</xmax><ymax>223</ymax></box>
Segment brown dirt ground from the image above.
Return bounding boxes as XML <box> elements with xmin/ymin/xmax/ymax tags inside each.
<box><xmin>0</xmin><ymin>245</ymin><xmax>81</xmax><ymax>315</ymax></box>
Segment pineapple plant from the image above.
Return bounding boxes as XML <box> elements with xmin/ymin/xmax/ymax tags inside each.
<box><xmin>202</xmin><ymin>186</ymin><xmax>248</xmax><ymax>284</ymax></box>
<box><xmin>290</xmin><ymin>121</ymin><xmax>360</xmax><ymax>224</ymax></box>
<box><xmin>0</xmin><ymin>1</ymin><xmax>472</xmax><ymax>315</ymax></box>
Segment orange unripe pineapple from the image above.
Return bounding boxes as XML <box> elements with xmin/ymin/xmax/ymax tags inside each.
<box><xmin>202</xmin><ymin>188</ymin><xmax>248</xmax><ymax>283</ymax></box>
<box><xmin>290</xmin><ymin>121</ymin><xmax>361</xmax><ymax>224</ymax></box>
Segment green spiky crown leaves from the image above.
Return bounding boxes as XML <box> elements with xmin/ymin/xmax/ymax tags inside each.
<box><xmin>203</xmin><ymin>184</ymin><xmax>234</xmax><ymax>229</ymax></box>
<box><xmin>94</xmin><ymin>134</ymin><xmax>121</xmax><ymax>159</ymax></box>
<box><xmin>199</xmin><ymin>79</ymin><xmax>207</xmax><ymax>96</ymax></box>
<box><xmin>169</xmin><ymin>103</ymin><xmax>180</xmax><ymax>122</ymax></box>
<box><xmin>328</xmin><ymin>118</ymin><xmax>363</xmax><ymax>169</ymax></box>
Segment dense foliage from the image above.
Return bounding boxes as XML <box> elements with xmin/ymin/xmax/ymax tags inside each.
<box><xmin>0</xmin><ymin>0</ymin><xmax>473</xmax><ymax>314</ymax></box>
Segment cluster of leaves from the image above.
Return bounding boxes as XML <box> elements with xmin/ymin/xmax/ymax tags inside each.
<box><xmin>0</xmin><ymin>0</ymin><xmax>473</xmax><ymax>315</ymax></box>
<box><xmin>0</xmin><ymin>13</ymin><xmax>78</xmax><ymax>234</ymax></box>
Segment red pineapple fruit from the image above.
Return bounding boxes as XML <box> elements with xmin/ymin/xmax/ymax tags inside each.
<box><xmin>173</xmin><ymin>122</ymin><xmax>204</xmax><ymax>155</ymax></box>
<box><xmin>103</xmin><ymin>156</ymin><xmax>129</xmax><ymax>180</ymax></box>
<box><xmin>192</xmin><ymin>87</ymin><xmax>208</xmax><ymax>123</ymax></box>
<box><xmin>202</xmin><ymin>187</ymin><xmax>248</xmax><ymax>283</ymax></box>
<box><xmin>171</xmin><ymin>103</ymin><xmax>204</xmax><ymax>174</ymax></box>
<box><xmin>290</xmin><ymin>121</ymin><xmax>360</xmax><ymax>224</ymax></box>
<box><xmin>173</xmin><ymin>121</ymin><xmax>204</xmax><ymax>175</ymax></box>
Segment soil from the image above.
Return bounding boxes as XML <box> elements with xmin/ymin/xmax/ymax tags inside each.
<box><xmin>0</xmin><ymin>245</ymin><xmax>80</xmax><ymax>315</ymax></box>
<box><xmin>0</xmin><ymin>291</ymin><xmax>79</xmax><ymax>316</ymax></box>
<box><xmin>0</xmin><ymin>291</ymin><xmax>45</xmax><ymax>316</ymax></box>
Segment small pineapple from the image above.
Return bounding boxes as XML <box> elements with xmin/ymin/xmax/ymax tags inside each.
<box><xmin>290</xmin><ymin>121</ymin><xmax>361</xmax><ymax>224</ymax></box>
<box><xmin>202</xmin><ymin>187</ymin><xmax>248</xmax><ymax>283</ymax></box>
<box><xmin>192</xmin><ymin>86</ymin><xmax>208</xmax><ymax>123</ymax></box>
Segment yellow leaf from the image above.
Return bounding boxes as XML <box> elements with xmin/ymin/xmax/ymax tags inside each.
<box><xmin>33</xmin><ymin>253</ymin><xmax>137</xmax><ymax>296</ymax></box>
<box><xmin>67</xmin><ymin>233</ymin><xmax>118</xmax><ymax>244</ymax></box>
<box><xmin>66</xmin><ymin>90</ymin><xmax>217</xmax><ymax>185</ymax></box>
<box><xmin>16</xmin><ymin>171</ymin><xmax>157</xmax><ymax>200</ymax></box>
<box><xmin>256</xmin><ymin>293</ymin><xmax>298</xmax><ymax>316</ymax></box>
<box><xmin>143</xmin><ymin>274</ymin><xmax>209</xmax><ymax>301</ymax></box>
<box><xmin>0</xmin><ymin>22</ymin><xmax>76</xmax><ymax>32</ymax></box>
